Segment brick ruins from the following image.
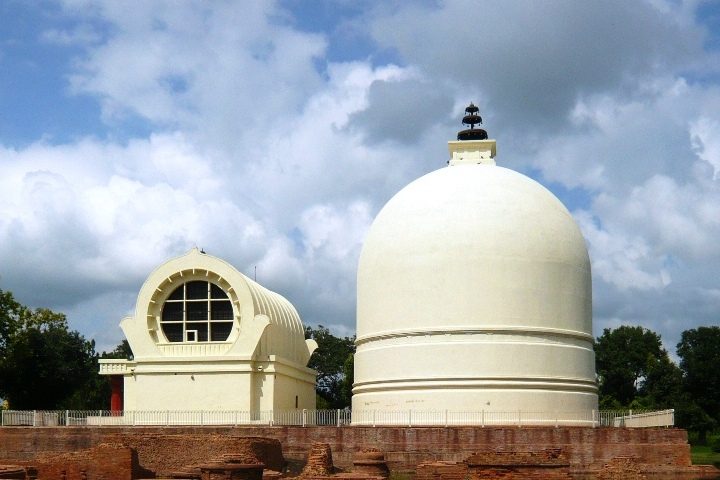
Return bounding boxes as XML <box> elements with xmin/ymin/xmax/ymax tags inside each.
<box><xmin>0</xmin><ymin>426</ymin><xmax>718</xmax><ymax>480</ymax></box>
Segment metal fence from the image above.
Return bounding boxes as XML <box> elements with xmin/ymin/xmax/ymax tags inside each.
<box><xmin>350</xmin><ymin>409</ymin><xmax>674</xmax><ymax>427</ymax></box>
<box><xmin>0</xmin><ymin>409</ymin><xmax>673</xmax><ymax>428</ymax></box>
<box><xmin>351</xmin><ymin>409</ymin><xmax>596</xmax><ymax>427</ymax></box>
<box><xmin>604</xmin><ymin>409</ymin><xmax>675</xmax><ymax>428</ymax></box>
<box><xmin>0</xmin><ymin>409</ymin><xmax>351</xmax><ymax>427</ymax></box>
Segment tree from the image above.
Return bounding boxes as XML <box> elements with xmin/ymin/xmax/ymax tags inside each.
<box><xmin>595</xmin><ymin>325</ymin><xmax>677</xmax><ymax>408</ymax></box>
<box><xmin>304</xmin><ymin>325</ymin><xmax>355</xmax><ymax>409</ymax></box>
<box><xmin>339</xmin><ymin>352</ymin><xmax>354</xmax><ymax>408</ymax></box>
<box><xmin>637</xmin><ymin>353</ymin><xmax>683</xmax><ymax>410</ymax></box>
<box><xmin>675</xmin><ymin>401</ymin><xmax>716</xmax><ymax>444</ymax></box>
<box><xmin>102</xmin><ymin>339</ymin><xmax>133</xmax><ymax>360</ymax></box>
<box><xmin>677</xmin><ymin>326</ymin><xmax>720</xmax><ymax>443</ymax></box>
<box><xmin>0</xmin><ymin>290</ymin><xmax>24</xmax><ymax>356</ymax></box>
<box><xmin>0</xmin><ymin>289</ymin><xmax>104</xmax><ymax>410</ymax></box>
<box><xmin>64</xmin><ymin>340</ymin><xmax>136</xmax><ymax>410</ymax></box>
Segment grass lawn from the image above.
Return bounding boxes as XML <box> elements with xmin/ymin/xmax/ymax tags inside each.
<box><xmin>691</xmin><ymin>444</ymin><xmax>720</xmax><ymax>466</ymax></box>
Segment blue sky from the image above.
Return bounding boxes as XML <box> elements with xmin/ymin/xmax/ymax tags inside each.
<box><xmin>1</xmin><ymin>0</ymin><xmax>719</xmax><ymax>356</ymax></box>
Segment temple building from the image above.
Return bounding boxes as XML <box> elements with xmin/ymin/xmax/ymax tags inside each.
<box><xmin>352</xmin><ymin>104</ymin><xmax>598</xmax><ymax>424</ymax></box>
<box><xmin>99</xmin><ymin>248</ymin><xmax>318</xmax><ymax>412</ymax></box>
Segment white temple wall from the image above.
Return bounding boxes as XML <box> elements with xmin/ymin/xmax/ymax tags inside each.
<box><xmin>127</xmin><ymin>372</ymin><xmax>253</xmax><ymax>411</ymax></box>
<box><xmin>272</xmin><ymin>372</ymin><xmax>316</xmax><ymax>410</ymax></box>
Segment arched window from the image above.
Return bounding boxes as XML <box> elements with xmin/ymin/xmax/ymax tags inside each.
<box><xmin>160</xmin><ymin>280</ymin><xmax>234</xmax><ymax>342</ymax></box>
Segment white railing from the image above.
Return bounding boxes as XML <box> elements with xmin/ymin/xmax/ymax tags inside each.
<box><xmin>0</xmin><ymin>409</ymin><xmax>673</xmax><ymax>428</ymax></box>
<box><xmin>605</xmin><ymin>409</ymin><xmax>675</xmax><ymax>427</ymax></box>
<box><xmin>0</xmin><ymin>409</ymin><xmax>351</xmax><ymax>427</ymax></box>
<box><xmin>349</xmin><ymin>409</ymin><xmax>600</xmax><ymax>427</ymax></box>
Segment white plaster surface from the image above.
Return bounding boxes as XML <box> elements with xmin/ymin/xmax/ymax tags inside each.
<box><xmin>99</xmin><ymin>248</ymin><xmax>317</xmax><ymax>412</ymax></box>
<box><xmin>353</xmin><ymin>145</ymin><xmax>597</xmax><ymax>423</ymax></box>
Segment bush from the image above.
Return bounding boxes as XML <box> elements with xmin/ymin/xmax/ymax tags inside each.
<box><xmin>709</xmin><ymin>435</ymin><xmax>720</xmax><ymax>454</ymax></box>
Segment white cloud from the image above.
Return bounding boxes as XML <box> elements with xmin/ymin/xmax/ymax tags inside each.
<box><xmin>40</xmin><ymin>25</ymin><xmax>101</xmax><ymax>46</ymax></box>
<box><xmin>65</xmin><ymin>1</ymin><xmax>328</xmax><ymax>150</ymax></box>
<box><xmin>299</xmin><ymin>201</ymin><xmax>373</xmax><ymax>261</ymax></box>
<box><xmin>2</xmin><ymin>0</ymin><xmax>720</xmax><ymax>353</ymax></box>
<box><xmin>576</xmin><ymin>210</ymin><xmax>670</xmax><ymax>292</ymax></box>
<box><xmin>368</xmin><ymin>0</ymin><xmax>706</xmax><ymax>127</ymax></box>
<box><xmin>691</xmin><ymin>117</ymin><xmax>720</xmax><ymax>180</ymax></box>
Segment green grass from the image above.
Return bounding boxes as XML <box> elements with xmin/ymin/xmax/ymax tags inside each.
<box><xmin>691</xmin><ymin>444</ymin><xmax>720</xmax><ymax>466</ymax></box>
<box><xmin>387</xmin><ymin>471</ymin><xmax>415</xmax><ymax>480</ymax></box>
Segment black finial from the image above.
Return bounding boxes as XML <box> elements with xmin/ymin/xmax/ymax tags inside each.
<box><xmin>457</xmin><ymin>102</ymin><xmax>488</xmax><ymax>140</ymax></box>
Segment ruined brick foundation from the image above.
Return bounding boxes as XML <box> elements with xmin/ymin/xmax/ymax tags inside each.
<box><xmin>0</xmin><ymin>426</ymin><xmax>717</xmax><ymax>479</ymax></box>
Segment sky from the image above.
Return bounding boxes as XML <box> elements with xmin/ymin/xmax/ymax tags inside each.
<box><xmin>1</xmin><ymin>0</ymin><xmax>719</xmax><ymax>356</ymax></box>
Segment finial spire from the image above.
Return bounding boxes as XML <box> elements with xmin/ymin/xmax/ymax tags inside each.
<box><xmin>457</xmin><ymin>102</ymin><xmax>488</xmax><ymax>140</ymax></box>
<box><xmin>447</xmin><ymin>102</ymin><xmax>496</xmax><ymax>166</ymax></box>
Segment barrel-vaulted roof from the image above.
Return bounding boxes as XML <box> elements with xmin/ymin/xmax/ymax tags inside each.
<box><xmin>120</xmin><ymin>248</ymin><xmax>315</xmax><ymax>365</ymax></box>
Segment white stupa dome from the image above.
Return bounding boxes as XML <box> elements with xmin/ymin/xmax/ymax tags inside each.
<box><xmin>352</xmin><ymin>108</ymin><xmax>597</xmax><ymax>424</ymax></box>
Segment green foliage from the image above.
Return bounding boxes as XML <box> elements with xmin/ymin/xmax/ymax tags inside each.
<box><xmin>339</xmin><ymin>352</ymin><xmax>354</xmax><ymax>407</ymax></box>
<box><xmin>305</xmin><ymin>325</ymin><xmax>355</xmax><ymax>409</ymax></box>
<box><xmin>0</xmin><ymin>290</ymin><xmax>24</xmax><ymax>354</ymax></box>
<box><xmin>677</xmin><ymin>326</ymin><xmax>720</xmax><ymax>419</ymax></box>
<box><xmin>674</xmin><ymin>398</ymin><xmax>717</xmax><ymax>443</ymax></box>
<box><xmin>677</xmin><ymin>326</ymin><xmax>720</xmax><ymax>442</ymax></box>
<box><xmin>598</xmin><ymin>394</ymin><xmax>624</xmax><ymax>410</ymax></box>
<box><xmin>638</xmin><ymin>352</ymin><xmax>683</xmax><ymax>409</ymax></box>
<box><xmin>101</xmin><ymin>339</ymin><xmax>133</xmax><ymax>360</ymax></box>
<box><xmin>709</xmin><ymin>435</ymin><xmax>720</xmax><ymax>454</ymax></box>
<box><xmin>596</xmin><ymin>324</ymin><xmax>720</xmax><ymax>444</ymax></box>
<box><xmin>595</xmin><ymin>325</ymin><xmax>677</xmax><ymax>408</ymax></box>
<box><xmin>0</xmin><ymin>288</ymin><xmax>106</xmax><ymax>410</ymax></box>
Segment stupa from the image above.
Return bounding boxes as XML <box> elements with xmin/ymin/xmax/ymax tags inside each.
<box><xmin>351</xmin><ymin>104</ymin><xmax>598</xmax><ymax>424</ymax></box>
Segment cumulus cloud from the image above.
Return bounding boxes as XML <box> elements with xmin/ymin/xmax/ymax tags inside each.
<box><xmin>1</xmin><ymin>136</ymin><xmax>253</xmax><ymax>297</ymax></box>
<box><xmin>691</xmin><ymin>117</ymin><xmax>720</xmax><ymax>180</ymax></box>
<box><xmin>368</xmin><ymin>0</ymin><xmax>705</xmax><ymax>128</ymax></box>
<box><xmin>0</xmin><ymin>3</ymin><xmax>433</xmax><ymax>350</ymax></box>
<box><xmin>1</xmin><ymin>0</ymin><xmax>720</xmax><ymax>355</ymax></box>
<box><xmin>575</xmin><ymin>210</ymin><xmax>670</xmax><ymax>292</ymax></box>
<box><xmin>65</xmin><ymin>1</ymin><xmax>328</xmax><ymax>152</ymax></box>
<box><xmin>346</xmin><ymin>77</ymin><xmax>455</xmax><ymax>145</ymax></box>
<box><xmin>40</xmin><ymin>24</ymin><xmax>102</xmax><ymax>46</ymax></box>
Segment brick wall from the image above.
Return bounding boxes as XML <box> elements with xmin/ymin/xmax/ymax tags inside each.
<box><xmin>0</xmin><ymin>425</ymin><xmax>707</xmax><ymax>478</ymax></box>
<box><xmin>107</xmin><ymin>434</ymin><xmax>284</xmax><ymax>477</ymax></box>
<box><xmin>416</xmin><ymin>459</ymin><xmax>573</xmax><ymax>480</ymax></box>
<box><xmin>14</xmin><ymin>443</ymin><xmax>135</xmax><ymax>480</ymax></box>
